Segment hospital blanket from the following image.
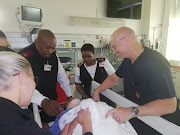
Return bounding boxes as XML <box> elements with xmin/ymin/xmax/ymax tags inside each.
<box><xmin>55</xmin><ymin>99</ymin><xmax>137</xmax><ymax>135</ymax></box>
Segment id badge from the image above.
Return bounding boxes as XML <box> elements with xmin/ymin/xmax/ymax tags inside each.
<box><xmin>44</xmin><ymin>64</ymin><xmax>52</xmax><ymax>71</ymax></box>
<box><xmin>99</xmin><ymin>62</ymin><xmax>105</xmax><ymax>67</ymax></box>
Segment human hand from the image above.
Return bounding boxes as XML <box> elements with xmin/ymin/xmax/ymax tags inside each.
<box><xmin>59</xmin><ymin>122</ymin><xmax>74</xmax><ymax>135</ymax></box>
<box><xmin>41</xmin><ymin>99</ymin><xmax>62</xmax><ymax>117</ymax></box>
<box><xmin>77</xmin><ymin>108</ymin><xmax>91</xmax><ymax>126</ymax></box>
<box><xmin>92</xmin><ymin>90</ymin><xmax>100</xmax><ymax>102</ymax></box>
<box><xmin>67</xmin><ymin>96</ymin><xmax>73</xmax><ymax>101</ymax></box>
<box><xmin>68</xmin><ymin>118</ymin><xmax>78</xmax><ymax>133</ymax></box>
<box><xmin>105</xmin><ymin>107</ymin><xmax>133</xmax><ymax>124</ymax></box>
<box><xmin>77</xmin><ymin>108</ymin><xmax>92</xmax><ymax>134</ymax></box>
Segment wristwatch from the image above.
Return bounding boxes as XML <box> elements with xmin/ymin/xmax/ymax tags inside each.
<box><xmin>131</xmin><ymin>107</ymin><xmax>139</xmax><ymax>118</ymax></box>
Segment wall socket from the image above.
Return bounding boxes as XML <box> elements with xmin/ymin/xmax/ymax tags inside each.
<box><xmin>71</xmin><ymin>42</ymin><xmax>76</xmax><ymax>47</ymax></box>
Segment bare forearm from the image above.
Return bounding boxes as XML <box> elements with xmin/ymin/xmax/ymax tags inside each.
<box><xmin>68</xmin><ymin>118</ymin><xmax>78</xmax><ymax>132</ymax></box>
<box><xmin>75</xmin><ymin>83</ymin><xmax>89</xmax><ymax>98</ymax></box>
<box><xmin>95</xmin><ymin>73</ymin><xmax>121</xmax><ymax>93</ymax></box>
<box><xmin>82</xmin><ymin>121</ymin><xmax>92</xmax><ymax>134</ymax></box>
<box><xmin>137</xmin><ymin>97</ymin><xmax>177</xmax><ymax>117</ymax></box>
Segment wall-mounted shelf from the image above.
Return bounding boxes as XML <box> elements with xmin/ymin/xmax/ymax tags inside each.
<box><xmin>70</xmin><ymin>16</ymin><xmax>125</xmax><ymax>28</ymax></box>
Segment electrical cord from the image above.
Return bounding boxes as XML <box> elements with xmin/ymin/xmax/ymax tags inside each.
<box><xmin>102</xmin><ymin>44</ymin><xmax>113</xmax><ymax>57</ymax></box>
<box><xmin>16</xmin><ymin>12</ymin><xmax>29</xmax><ymax>38</ymax></box>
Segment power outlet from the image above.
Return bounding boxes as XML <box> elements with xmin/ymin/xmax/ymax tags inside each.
<box><xmin>71</xmin><ymin>42</ymin><xmax>76</xmax><ymax>47</ymax></box>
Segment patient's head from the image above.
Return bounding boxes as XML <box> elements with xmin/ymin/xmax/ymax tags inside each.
<box><xmin>0</xmin><ymin>46</ymin><xmax>14</xmax><ymax>52</ymax></box>
<box><xmin>66</xmin><ymin>98</ymin><xmax>81</xmax><ymax>110</ymax></box>
<box><xmin>0</xmin><ymin>51</ymin><xmax>35</xmax><ymax>106</ymax></box>
<box><xmin>0</xmin><ymin>30</ymin><xmax>8</xmax><ymax>47</ymax></box>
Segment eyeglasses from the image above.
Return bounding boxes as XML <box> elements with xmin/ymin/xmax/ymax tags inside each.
<box><xmin>111</xmin><ymin>37</ymin><xmax>125</xmax><ymax>50</ymax></box>
<box><xmin>13</xmin><ymin>73</ymin><xmax>39</xmax><ymax>86</ymax></box>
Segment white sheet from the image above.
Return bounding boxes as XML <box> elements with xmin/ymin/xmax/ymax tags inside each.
<box><xmin>58</xmin><ymin>99</ymin><xmax>137</xmax><ymax>135</ymax></box>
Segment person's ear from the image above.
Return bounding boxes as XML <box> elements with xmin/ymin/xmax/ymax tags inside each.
<box><xmin>35</xmin><ymin>39</ymin><xmax>38</xmax><ymax>46</ymax></box>
<box><xmin>122</xmin><ymin>37</ymin><xmax>128</xmax><ymax>46</ymax></box>
<box><xmin>18</xmin><ymin>71</ymin><xmax>26</xmax><ymax>85</ymax></box>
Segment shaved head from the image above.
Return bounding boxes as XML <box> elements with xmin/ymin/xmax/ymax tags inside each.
<box><xmin>111</xmin><ymin>27</ymin><xmax>136</xmax><ymax>44</ymax></box>
<box><xmin>110</xmin><ymin>27</ymin><xmax>144</xmax><ymax>63</ymax></box>
<box><xmin>36</xmin><ymin>29</ymin><xmax>56</xmax><ymax>40</ymax></box>
<box><xmin>0</xmin><ymin>38</ymin><xmax>8</xmax><ymax>47</ymax></box>
<box><xmin>35</xmin><ymin>29</ymin><xmax>56</xmax><ymax>58</ymax></box>
<box><xmin>0</xmin><ymin>30</ymin><xmax>6</xmax><ymax>38</ymax></box>
<box><xmin>0</xmin><ymin>30</ymin><xmax>8</xmax><ymax>47</ymax></box>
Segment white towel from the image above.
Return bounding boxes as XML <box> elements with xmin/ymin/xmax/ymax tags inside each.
<box><xmin>58</xmin><ymin>99</ymin><xmax>137</xmax><ymax>135</ymax></box>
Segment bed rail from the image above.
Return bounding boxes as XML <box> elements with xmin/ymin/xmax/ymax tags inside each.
<box><xmin>90</xmin><ymin>81</ymin><xmax>180</xmax><ymax>135</ymax></box>
<box><xmin>33</xmin><ymin>103</ymin><xmax>42</xmax><ymax>128</ymax></box>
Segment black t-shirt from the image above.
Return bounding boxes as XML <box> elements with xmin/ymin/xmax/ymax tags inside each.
<box><xmin>0</xmin><ymin>97</ymin><xmax>52</xmax><ymax>135</ymax></box>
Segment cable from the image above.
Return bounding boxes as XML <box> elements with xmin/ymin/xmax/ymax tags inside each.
<box><xmin>95</xmin><ymin>39</ymin><xmax>102</xmax><ymax>56</ymax></box>
<box><xmin>115</xmin><ymin>54</ymin><xmax>121</xmax><ymax>62</ymax></box>
<box><xmin>150</xmin><ymin>24</ymin><xmax>169</xmax><ymax>46</ymax></box>
<box><xmin>16</xmin><ymin>12</ymin><xmax>29</xmax><ymax>38</ymax></box>
<box><xmin>65</xmin><ymin>57</ymin><xmax>73</xmax><ymax>71</ymax></box>
<box><xmin>15</xmin><ymin>7</ymin><xmax>43</xmax><ymax>44</ymax></box>
<box><xmin>102</xmin><ymin>44</ymin><xmax>113</xmax><ymax>57</ymax></box>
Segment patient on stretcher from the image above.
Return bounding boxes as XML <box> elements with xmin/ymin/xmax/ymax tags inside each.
<box><xmin>49</xmin><ymin>98</ymin><xmax>137</xmax><ymax>135</ymax></box>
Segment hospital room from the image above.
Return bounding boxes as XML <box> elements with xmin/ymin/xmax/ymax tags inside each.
<box><xmin>0</xmin><ymin>0</ymin><xmax>180</xmax><ymax>134</ymax></box>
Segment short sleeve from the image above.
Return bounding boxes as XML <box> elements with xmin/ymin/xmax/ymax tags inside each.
<box><xmin>115</xmin><ymin>61</ymin><xmax>125</xmax><ymax>78</ymax></box>
<box><xmin>104</xmin><ymin>59</ymin><xmax>115</xmax><ymax>76</ymax></box>
<box><xmin>75</xmin><ymin>66</ymin><xmax>82</xmax><ymax>83</ymax></box>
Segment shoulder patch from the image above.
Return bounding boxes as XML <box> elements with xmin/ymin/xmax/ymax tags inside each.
<box><xmin>77</xmin><ymin>62</ymin><xmax>84</xmax><ymax>67</ymax></box>
<box><xmin>19</xmin><ymin>50</ymin><xmax>34</xmax><ymax>58</ymax></box>
<box><xmin>96</xmin><ymin>58</ymin><xmax>105</xmax><ymax>62</ymax></box>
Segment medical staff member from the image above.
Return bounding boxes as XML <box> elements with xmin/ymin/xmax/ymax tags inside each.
<box><xmin>0</xmin><ymin>51</ymin><xmax>92</xmax><ymax>135</ymax></box>
<box><xmin>75</xmin><ymin>43</ymin><xmax>116</xmax><ymax>107</ymax></box>
<box><xmin>19</xmin><ymin>29</ymin><xmax>72</xmax><ymax>129</ymax></box>
<box><xmin>0</xmin><ymin>51</ymin><xmax>52</xmax><ymax>135</ymax></box>
<box><xmin>0</xmin><ymin>30</ymin><xmax>62</xmax><ymax>119</ymax></box>
<box><xmin>93</xmin><ymin>27</ymin><xmax>180</xmax><ymax>135</ymax></box>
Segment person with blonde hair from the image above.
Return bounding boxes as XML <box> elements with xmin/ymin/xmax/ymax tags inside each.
<box><xmin>0</xmin><ymin>51</ymin><xmax>51</xmax><ymax>134</ymax></box>
<box><xmin>0</xmin><ymin>51</ymin><xmax>93</xmax><ymax>135</ymax></box>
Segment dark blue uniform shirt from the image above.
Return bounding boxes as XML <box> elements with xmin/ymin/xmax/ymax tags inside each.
<box><xmin>0</xmin><ymin>97</ymin><xmax>53</xmax><ymax>135</ymax></box>
<box><xmin>115</xmin><ymin>47</ymin><xmax>180</xmax><ymax>134</ymax></box>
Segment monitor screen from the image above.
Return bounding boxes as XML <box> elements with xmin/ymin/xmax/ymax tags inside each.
<box><xmin>107</xmin><ymin>0</ymin><xmax>142</xmax><ymax>20</ymax></box>
<box><xmin>21</xmin><ymin>6</ymin><xmax>41</xmax><ymax>22</ymax></box>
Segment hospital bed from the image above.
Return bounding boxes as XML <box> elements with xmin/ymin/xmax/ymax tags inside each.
<box><xmin>33</xmin><ymin>80</ymin><xmax>180</xmax><ymax>134</ymax></box>
<box><xmin>90</xmin><ymin>81</ymin><xmax>180</xmax><ymax>135</ymax></box>
<box><xmin>33</xmin><ymin>103</ymin><xmax>42</xmax><ymax>128</ymax></box>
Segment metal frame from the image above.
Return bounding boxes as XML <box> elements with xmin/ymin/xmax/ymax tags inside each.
<box><xmin>33</xmin><ymin>103</ymin><xmax>42</xmax><ymax>128</ymax></box>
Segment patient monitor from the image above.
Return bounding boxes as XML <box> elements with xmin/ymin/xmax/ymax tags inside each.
<box><xmin>19</xmin><ymin>5</ymin><xmax>43</xmax><ymax>27</ymax></box>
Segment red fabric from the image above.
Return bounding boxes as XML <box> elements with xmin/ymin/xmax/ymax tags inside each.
<box><xmin>56</xmin><ymin>77</ymin><xmax>71</xmax><ymax>103</ymax></box>
<box><xmin>19</xmin><ymin>50</ymin><xmax>34</xmax><ymax>58</ymax></box>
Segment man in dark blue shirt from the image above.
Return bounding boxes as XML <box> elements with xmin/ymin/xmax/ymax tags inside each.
<box><xmin>93</xmin><ymin>27</ymin><xmax>180</xmax><ymax>135</ymax></box>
